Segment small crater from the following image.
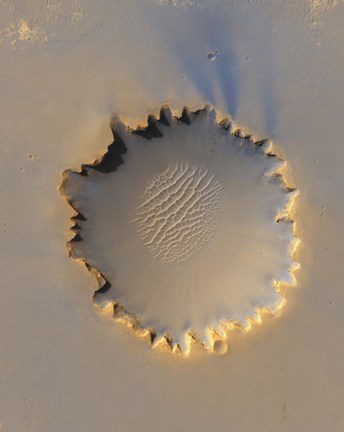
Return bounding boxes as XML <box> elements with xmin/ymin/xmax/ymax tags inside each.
<box><xmin>213</xmin><ymin>339</ymin><xmax>228</xmax><ymax>355</ymax></box>
<box><xmin>207</xmin><ymin>50</ymin><xmax>219</xmax><ymax>61</ymax></box>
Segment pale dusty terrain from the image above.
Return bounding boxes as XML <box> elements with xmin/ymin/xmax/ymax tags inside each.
<box><xmin>1</xmin><ymin>1</ymin><xmax>344</xmax><ymax>431</ymax></box>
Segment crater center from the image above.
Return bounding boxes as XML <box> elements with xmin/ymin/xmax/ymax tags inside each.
<box><xmin>135</xmin><ymin>163</ymin><xmax>223</xmax><ymax>263</ymax></box>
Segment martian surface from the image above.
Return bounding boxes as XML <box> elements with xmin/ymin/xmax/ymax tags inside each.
<box><xmin>1</xmin><ymin>1</ymin><xmax>344</xmax><ymax>431</ymax></box>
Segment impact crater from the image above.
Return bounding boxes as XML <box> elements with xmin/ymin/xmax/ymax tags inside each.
<box><xmin>59</xmin><ymin>106</ymin><xmax>299</xmax><ymax>357</ymax></box>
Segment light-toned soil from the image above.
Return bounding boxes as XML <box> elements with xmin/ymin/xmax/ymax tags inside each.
<box><xmin>1</xmin><ymin>1</ymin><xmax>343</xmax><ymax>431</ymax></box>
